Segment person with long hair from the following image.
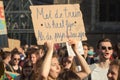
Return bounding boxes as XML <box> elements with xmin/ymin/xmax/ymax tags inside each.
<box><xmin>58</xmin><ymin>46</ymin><xmax>77</xmax><ymax>72</ymax></box>
<box><xmin>35</xmin><ymin>40</ymin><xmax>91</xmax><ymax>80</ymax></box>
<box><xmin>35</xmin><ymin>41</ymin><xmax>61</xmax><ymax>80</ymax></box>
<box><xmin>58</xmin><ymin>39</ymin><xmax>91</xmax><ymax>80</ymax></box>
<box><xmin>10</xmin><ymin>50</ymin><xmax>22</xmax><ymax>74</ymax></box>
<box><xmin>30</xmin><ymin>48</ymin><xmax>40</xmax><ymax>64</ymax></box>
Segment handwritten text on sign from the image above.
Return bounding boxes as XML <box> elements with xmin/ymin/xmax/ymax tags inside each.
<box><xmin>30</xmin><ymin>4</ymin><xmax>87</xmax><ymax>44</ymax></box>
<box><xmin>0</xmin><ymin>1</ymin><xmax>7</xmax><ymax>35</ymax></box>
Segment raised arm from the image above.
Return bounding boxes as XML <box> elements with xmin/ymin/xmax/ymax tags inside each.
<box><xmin>68</xmin><ymin>39</ymin><xmax>91</xmax><ymax>80</ymax></box>
<box><xmin>39</xmin><ymin>42</ymin><xmax>54</xmax><ymax>80</ymax></box>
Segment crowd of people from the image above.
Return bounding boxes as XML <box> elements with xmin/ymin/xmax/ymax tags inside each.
<box><xmin>0</xmin><ymin>38</ymin><xmax>120</xmax><ymax>80</ymax></box>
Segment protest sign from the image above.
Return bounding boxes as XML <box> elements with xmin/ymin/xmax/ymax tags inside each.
<box><xmin>3</xmin><ymin>39</ymin><xmax>20</xmax><ymax>51</ymax></box>
<box><xmin>66</xmin><ymin>42</ymin><xmax>75</xmax><ymax>56</ymax></box>
<box><xmin>77</xmin><ymin>41</ymin><xmax>84</xmax><ymax>55</ymax></box>
<box><xmin>0</xmin><ymin>1</ymin><xmax>8</xmax><ymax>47</ymax></box>
<box><xmin>30</xmin><ymin>4</ymin><xmax>87</xmax><ymax>45</ymax></box>
<box><xmin>66</xmin><ymin>41</ymin><xmax>84</xmax><ymax>56</ymax></box>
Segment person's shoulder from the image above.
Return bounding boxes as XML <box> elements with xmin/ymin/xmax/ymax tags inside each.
<box><xmin>89</xmin><ymin>63</ymin><xmax>97</xmax><ymax>71</ymax></box>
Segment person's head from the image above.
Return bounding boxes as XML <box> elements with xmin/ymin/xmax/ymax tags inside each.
<box><xmin>48</xmin><ymin>52</ymin><xmax>61</xmax><ymax>79</ymax></box>
<box><xmin>1</xmin><ymin>51</ymin><xmax>11</xmax><ymax>63</ymax></box>
<box><xmin>114</xmin><ymin>42</ymin><xmax>120</xmax><ymax>59</ymax></box>
<box><xmin>17</xmin><ymin>47</ymin><xmax>25</xmax><ymax>54</ymax></box>
<box><xmin>82</xmin><ymin>42</ymin><xmax>89</xmax><ymax>58</ymax></box>
<box><xmin>11</xmin><ymin>51</ymin><xmax>21</xmax><ymax>65</ymax></box>
<box><xmin>22</xmin><ymin>60</ymin><xmax>33</xmax><ymax>77</ymax></box>
<box><xmin>23</xmin><ymin>44</ymin><xmax>29</xmax><ymax>52</ymax></box>
<box><xmin>89</xmin><ymin>46</ymin><xmax>94</xmax><ymax>52</ymax></box>
<box><xmin>30</xmin><ymin>48</ymin><xmax>39</xmax><ymax>64</ymax></box>
<box><xmin>97</xmin><ymin>38</ymin><xmax>113</xmax><ymax>60</ymax></box>
<box><xmin>35</xmin><ymin>52</ymin><xmax>61</xmax><ymax>80</ymax></box>
<box><xmin>38</xmin><ymin>45</ymin><xmax>45</xmax><ymax>59</ymax></box>
<box><xmin>62</xmin><ymin>56</ymin><xmax>74</xmax><ymax>70</ymax></box>
<box><xmin>107</xmin><ymin>59</ymin><xmax>120</xmax><ymax>80</ymax></box>
<box><xmin>58</xmin><ymin>47</ymin><xmax>76</xmax><ymax>72</ymax></box>
<box><xmin>88</xmin><ymin>46</ymin><xmax>95</xmax><ymax>56</ymax></box>
<box><xmin>35</xmin><ymin>51</ymin><xmax>61</xmax><ymax>80</ymax></box>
